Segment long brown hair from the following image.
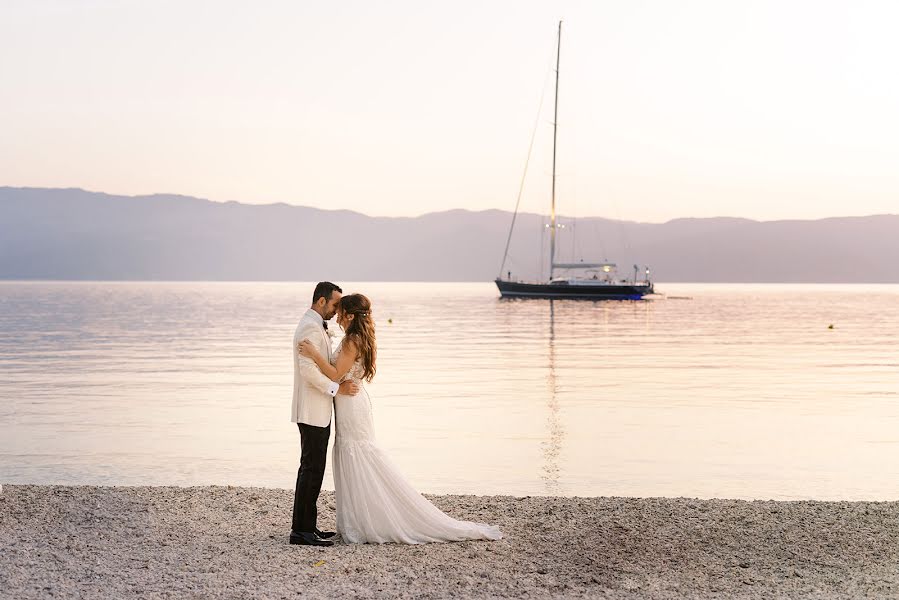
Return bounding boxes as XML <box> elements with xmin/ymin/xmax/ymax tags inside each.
<box><xmin>339</xmin><ymin>293</ymin><xmax>376</xmax><ymax>382</ymax></box>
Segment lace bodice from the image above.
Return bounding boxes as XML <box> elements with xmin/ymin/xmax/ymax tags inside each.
<box><xmin>332</xmin><ymin>340</ymin><xmax>366</xmax><ymax>384</ymax></box>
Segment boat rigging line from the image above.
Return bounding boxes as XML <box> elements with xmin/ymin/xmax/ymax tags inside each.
<box><xmin>498</xmin><ymin>31</ymin><xmax>559</xmax><ymax>279</ymax></box>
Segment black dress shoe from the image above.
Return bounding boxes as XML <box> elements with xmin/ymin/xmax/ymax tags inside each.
<box><xmin>289</xmin><ymin>531</ymin><xmax>334</xmax><ymax>547</ymax></box>
<box><xmin>314</xmin><ymin>528</ymin><xmax>337</xmax><ymax>539</ymax></box>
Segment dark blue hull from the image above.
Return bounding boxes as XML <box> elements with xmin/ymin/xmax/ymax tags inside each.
<box><xmin>495</xmin><ymin>278</ymin><xmax>653</xmax><ymax>300</ymax></box>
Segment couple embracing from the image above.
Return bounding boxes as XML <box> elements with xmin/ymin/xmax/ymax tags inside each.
<box><xmin>289</xmin><ymin>282</ymin><xmax>502</xmax><ymax>546</ymax></box>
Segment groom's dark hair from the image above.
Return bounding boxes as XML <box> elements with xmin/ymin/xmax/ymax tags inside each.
<box><xmin>312</xmin><ymin>281</ymin><xmax>342</xmax><ymax>304</ymax></box>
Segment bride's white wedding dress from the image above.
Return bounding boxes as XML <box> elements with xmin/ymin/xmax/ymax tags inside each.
<box><xmin>330</xmin><ymin>342</ymin><xmax>502</xmax><ymax>544</ymax></box>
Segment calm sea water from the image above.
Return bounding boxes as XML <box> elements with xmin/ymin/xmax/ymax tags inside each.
<box><xmin>1</xmin><ymin>282</ymin><xmax>897</xmax><ymax>500</ymax></box>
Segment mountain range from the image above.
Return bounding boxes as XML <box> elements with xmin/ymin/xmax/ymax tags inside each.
<box><xmin>2</xmin><ymin>187</ymin><xmax>897</xmax><ymax>282</ymax></box>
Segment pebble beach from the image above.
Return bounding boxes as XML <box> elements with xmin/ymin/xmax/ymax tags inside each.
<box><xmin>2</xmin><ymin>485</ymin><xmax>898</xmax><ymax>599</ymax></box>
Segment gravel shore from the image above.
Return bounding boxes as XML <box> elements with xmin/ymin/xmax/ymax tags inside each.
<box><xmin>1</xmin><ymin>485</ymin><xmax>897</xmax><ymax>599</ymax></box>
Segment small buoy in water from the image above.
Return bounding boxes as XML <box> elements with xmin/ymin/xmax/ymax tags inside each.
<box><xmin>828</xmin><ymin>324</ymin><xmax>834</xmax><ymax>329</ymax></box>
<box><xmin>388</xmin><ymin>318</ymin><xmax>393</xmax><ymax>324</ymax></box>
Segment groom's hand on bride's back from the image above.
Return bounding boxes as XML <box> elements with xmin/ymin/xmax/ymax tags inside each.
<box><xmin>338</xmin><ymin>381</ymin><xmax>359</xmax><ymax>396</ymax></box>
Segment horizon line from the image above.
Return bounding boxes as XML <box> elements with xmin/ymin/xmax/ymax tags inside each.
<box><xmin>3</xmin><ymin>279</ymin><xmax>899</xmax><ymax>286</ymax></box>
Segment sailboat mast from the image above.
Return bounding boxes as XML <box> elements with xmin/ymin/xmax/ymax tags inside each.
<box><xmin>549</xmin><ymin>21</ymin><xmax>561</xmax><ymax>281</ymax></box>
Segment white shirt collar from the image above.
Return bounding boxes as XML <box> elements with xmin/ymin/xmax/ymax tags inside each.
<box><xmin>304</xmin><ymin>308</ymin><xmax>325</xmax><ymax>327</ymax></box>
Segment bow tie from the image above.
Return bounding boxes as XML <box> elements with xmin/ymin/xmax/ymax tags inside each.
<box><xmin>322</xmin><ymin>321</ymin><xmax>328</xmax><ymax>331</ymax></box>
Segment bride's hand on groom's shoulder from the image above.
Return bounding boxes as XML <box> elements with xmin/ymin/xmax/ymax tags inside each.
<box><xmin>298</xmin><ymin>339</ymin><xmax>319</xmax><ymax>359</ymax></box>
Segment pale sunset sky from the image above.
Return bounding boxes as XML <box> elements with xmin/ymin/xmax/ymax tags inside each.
<box><xmin>2</xmin><ymin>0</ymin><xmax>897</xmax><ymax>222</ymax></box>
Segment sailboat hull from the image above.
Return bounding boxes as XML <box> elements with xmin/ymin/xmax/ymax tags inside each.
<box><xmin>495</xmin><ymin>279</ymin><xmax>653</xmax><ymax>300</ymax></box>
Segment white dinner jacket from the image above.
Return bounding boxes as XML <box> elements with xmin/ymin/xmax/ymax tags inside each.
<box><xmin>291</xmin><ymin>309</ymin><xmax>339</xmax><ymax>427</ymax></box>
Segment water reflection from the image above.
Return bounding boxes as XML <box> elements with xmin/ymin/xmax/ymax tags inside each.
<box><xmin>3</xmin><ymin>282</ymin><xmax>899</xmax><ymax>499</ymax></box>
<box><xmin>540</xmin><ymin>300</ymin><xmax>565</xmax><ymax>493</ymax></box>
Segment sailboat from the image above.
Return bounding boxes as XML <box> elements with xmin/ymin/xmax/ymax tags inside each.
<box><xmin>495</xmin><ymin>22</ymin><xmax>654</xmax><ymax>300</ymax></box>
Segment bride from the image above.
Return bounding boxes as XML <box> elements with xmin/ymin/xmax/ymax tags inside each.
<box><xmin>298</xmin><ymin>293</ymin><xmax>502</xmax><ymax>545</ymax></box>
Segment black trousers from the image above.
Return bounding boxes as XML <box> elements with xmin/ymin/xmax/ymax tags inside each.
<box><xmin>291</xmin><ymin>421</ymin><xmax>331</xmax><ymax>533</ymax></box>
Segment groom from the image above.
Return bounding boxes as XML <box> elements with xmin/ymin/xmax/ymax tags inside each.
<box><xmin>290</xmin><ymin>281</ymin><xmax>358</xmax><ymax>546</ymax></box>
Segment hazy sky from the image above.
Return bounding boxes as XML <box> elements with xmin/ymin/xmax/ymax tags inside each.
<box><xmin>2</xmin><ymin>0</ymin><xmax>898</xmax><ymax>222</ymax></box>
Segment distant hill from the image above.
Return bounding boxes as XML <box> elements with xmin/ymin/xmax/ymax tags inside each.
<box><xmin>2</xmin><ymin>187</ymin><xmax>898</xmax><ymax>282</ymax></box>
